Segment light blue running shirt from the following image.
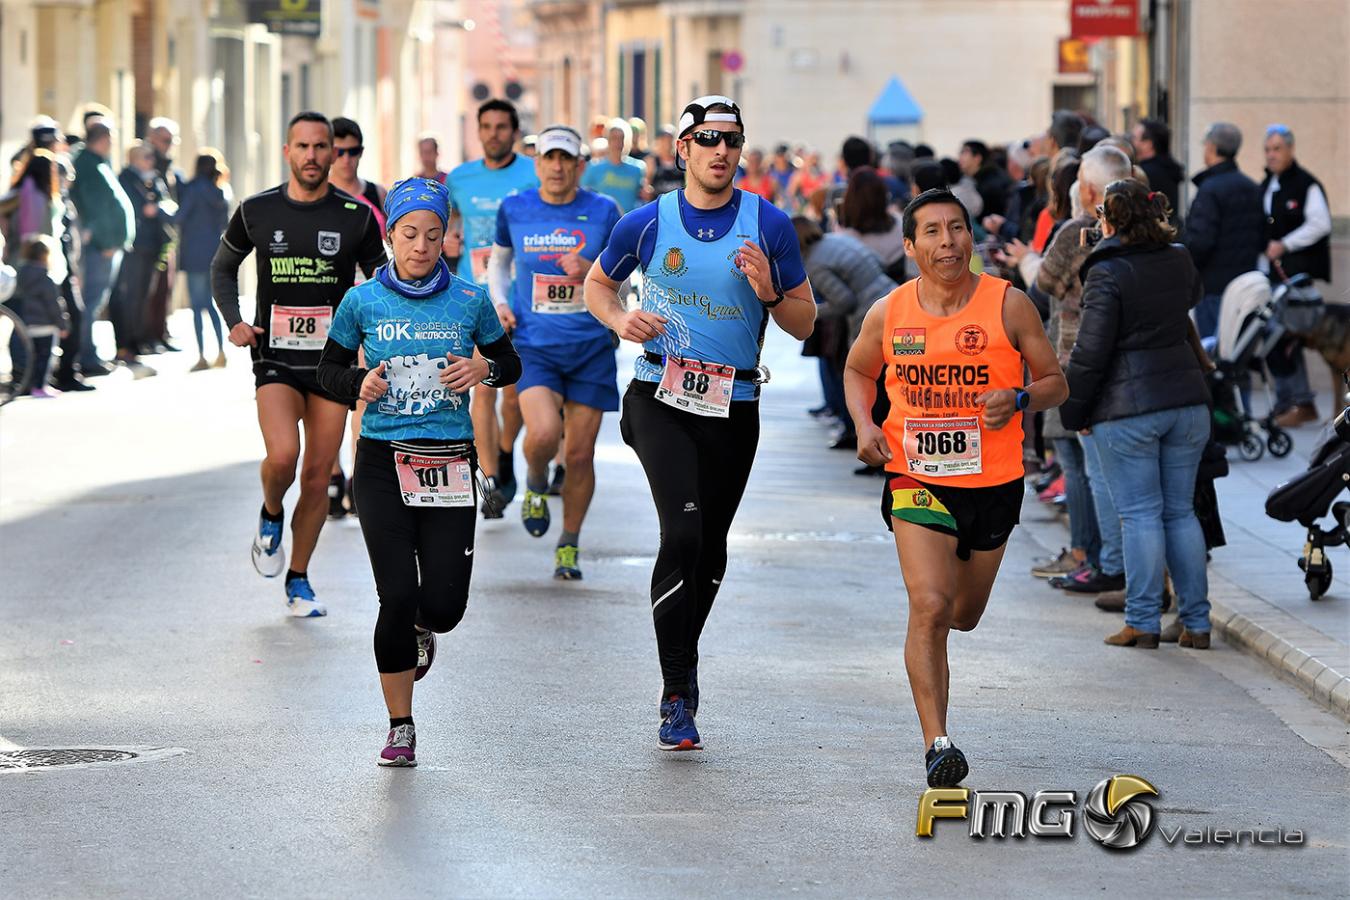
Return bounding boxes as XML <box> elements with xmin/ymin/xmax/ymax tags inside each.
<box><xmin>329</xmin><ymin>275</ymin><xmax>506</xmax><ymax>441</ymax></box>
<box><xmin>446</xmin><ymin>154</ymin><xmax>538</xmax><ymax>285</ymax></box>
<box><xmin>581</xmin><ymin>157</ymin><xmax>647</xmax><ymax>214</ymax></box>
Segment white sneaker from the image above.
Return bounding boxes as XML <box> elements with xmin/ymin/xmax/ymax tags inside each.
<box><xmin>284</xmin><ymin>575</ymin><xmax>326</xmax><ymax>618</ymax></box>
<box><xmin>251</xmin><ymin>513</ymin><xmax>286</xmax><ymax>578</ymax></box>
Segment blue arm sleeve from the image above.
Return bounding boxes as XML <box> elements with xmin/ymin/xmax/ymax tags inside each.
<box><xmin>759</xmin><ymin>200</ymin><xmax>808</xmax><ymax>291</ymax></box>
<box><xmin>328</xmin><ymin>289</ymin><xmax>362</xmax><ymax>350</ymax></box>
<box><xmin>597</xmin><ymin>203</ymin><xmax>658</xmax><ymax>282</ymax></box>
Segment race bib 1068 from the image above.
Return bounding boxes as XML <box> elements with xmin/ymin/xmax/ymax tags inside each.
<box><xmin>903</xmin><ymin>416</ymin><xmax>982</xmax><ymax>477</ymax></box>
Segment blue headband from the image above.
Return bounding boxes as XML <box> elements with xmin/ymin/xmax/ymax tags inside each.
<box><xmin>384</xmin><ymin>177</ymin><xmax>450</xmax><ymax>232</ymax></box>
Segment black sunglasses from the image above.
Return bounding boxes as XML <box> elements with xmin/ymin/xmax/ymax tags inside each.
<box><xmin>687</xmin><ymin>130</ymin><xmax>746</xmax><ymax>149</ymax></box>
<box><xmin>335</xmin><ymin>146</ymin><xmax>364</xmax><ymax>158</ymax></box>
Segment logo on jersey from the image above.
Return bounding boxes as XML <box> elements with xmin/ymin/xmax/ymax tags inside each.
<box><xmin>317</xmin><ymin>231</ymin><xmax>341</xmax><ymax>257</ymax></box>
<box><xmin>522</xmin><ymin>228</ymin><xmax>587</xmax><ymax>258</ymax></box>
<box><xmin>727</xmin><ymin>249</ymin><xmax>748</xmax><ymax>283</ymax></box>
<box><xmin>892</xmin><ymin>328</ymin><xmax>926</xmax><ymax>356</ymax></box>
<box><xmin>659</xmin><ymin>247</ymin><xmax>688</xmax><ymax>277</ymax></box>
<box><xmin>956</xmin><ymin>324</ymin><xmax>989</xmax><ymax>356</ymax></box>
<box><xmin>697</xmin><ymin>228</ymin><xmax>716</xmax><ymax>240</ymax></box>
<box><xmin>270</xmin><ymin>230</ymin><xmax>287</xmax><ymax>253</ymax></box>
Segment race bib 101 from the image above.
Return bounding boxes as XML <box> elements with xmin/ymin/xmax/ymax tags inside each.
<box><xmin>395</xmin><ymin>452</ymin><xmax>473</xmax><ymax>507</ymax></box>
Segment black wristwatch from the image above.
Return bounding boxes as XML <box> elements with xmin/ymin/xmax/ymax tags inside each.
<box><xmin>483</xmin><ymin>358</ymin><xmax>501</xmax><ymax>385</ymax></box>
<box><xmin>1013</xmin><ymin>387</ymin><xmax>1031</xmax><ymax>411</ymax></box>
<box><xmin>762</xmin><ymin>289</ymin><xmax>785</xmax><ymax>309</ymax></box>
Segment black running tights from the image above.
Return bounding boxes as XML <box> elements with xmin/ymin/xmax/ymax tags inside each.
<box><xmin>620</xmin><ymin>381</ymin><xmax>760</xmax><ymax>698</ymax></box>
<box><xmin>353</xmin><ymin>438</ymin><xmax>477</xmax><ymax>673</ymax></box>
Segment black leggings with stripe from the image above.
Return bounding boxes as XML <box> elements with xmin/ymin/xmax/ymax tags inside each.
<box><xmin>619</xmin><ymin>380</ymin><xmax>760</xmax><ymax>699</ymax></box>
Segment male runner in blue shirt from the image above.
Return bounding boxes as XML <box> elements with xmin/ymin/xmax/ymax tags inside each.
<box><xmin>584</xmin><ymin>96</ymin><xmax>815</xmax><ymax>753</ymax></box>
<box><xmin>445</xmin><ymin>99</ymin><xmax>538</xmax><ymax>516</ymax></box>
<box><xmin>489</xmin><ymin>126</ymin><xmax>622</xmax><ymax>580</ymax></box>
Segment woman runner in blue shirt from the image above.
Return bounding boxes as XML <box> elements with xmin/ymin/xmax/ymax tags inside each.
<box><xmin>317</xmin><ymin>178</ymin><xmax>521</xmax><ymax>768</ymax></box>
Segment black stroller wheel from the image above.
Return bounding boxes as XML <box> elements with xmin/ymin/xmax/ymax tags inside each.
<box><xmin>1238</xmin><ymin>432</ymin><xmax>1265</xmax><ymax>462</ymax></box>
<box><xmin>1307</xmin><ymin>561</ymin><xmax>1333</xmax><ymax>601</ymax></box>
<box><xmin>1267</xmin><ymin>428</ymin><xmax>1294</xmax><ymax>458</ymax></box>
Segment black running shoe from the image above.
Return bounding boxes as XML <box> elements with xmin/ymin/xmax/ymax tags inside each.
<box><xmin>328</xmin><ymin>474</ymin><xmax>347</xmax><ymax>519</ymax></box>
<box><xmin>925</xmin><ymin>742</ymin><xmax>969</xmax><ymax>787</ymax></box>
<box><xmin>547</xmin><ymin>464</ymin><xmax>566</xmax><ymax>496</ymax></box>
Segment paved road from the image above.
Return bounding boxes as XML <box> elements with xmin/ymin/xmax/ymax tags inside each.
<box><xmin>1</xmin><ymin>323</ymin><xmax>1346</xmax><ymax>898</ymax></box>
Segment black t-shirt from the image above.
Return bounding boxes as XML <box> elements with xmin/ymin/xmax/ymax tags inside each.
<box><xmin>219</xmin><ymin>184</ymin><xmax>386</xmax><ymax>369</ymax></box>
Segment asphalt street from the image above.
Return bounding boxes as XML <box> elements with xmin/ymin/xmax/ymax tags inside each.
<box><xmin>1</xmin><ymin>322</ymin><xmax>1347</xmax><ymax>898</ymax></box>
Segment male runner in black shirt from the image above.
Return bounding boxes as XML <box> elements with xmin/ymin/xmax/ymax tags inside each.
<box><xmin>212</xmin><ymin>110</ymin><xmax>387</xmax><ymax>617</ymax></box>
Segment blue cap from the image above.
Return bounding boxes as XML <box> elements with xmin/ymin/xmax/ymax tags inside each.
<box><xmin>383</xmin><ymin>177</ymin><xmax>450</xmax><ymax>232</ymax></box>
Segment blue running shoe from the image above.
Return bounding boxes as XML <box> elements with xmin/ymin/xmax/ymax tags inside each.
<box><xmin>925</xmin><ymin>740</ymin><xmax>969</xmax><ymax>787</ymax></box>
<box><xmin>658</xmin><ymin>695</ymin><xmax>702</xmax><ymax>751</ymax></box>
<box><xmin>521</xmin><ymin>490</ymin><xmax>550</xmax><ymax>537</ymax></box>
<box><xmin>660</xmin><ymin>668</ymin><xmax>699</xmax><ymax>718</ymax></box>
<box><xmin>251</xmin><ymin>512</ymin><xmax>286</xmax><ymax>578</ymax></box>
<box><xmin>285</xmin><ymin>575</ymin><xmax>327</xmax><ymax>618</ymax></box>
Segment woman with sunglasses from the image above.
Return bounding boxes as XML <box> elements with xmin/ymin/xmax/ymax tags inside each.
<box><xmin>317</xmin><ymin>178</ymin><xmax>521</xmax><ymax>767</ymax></box>
<box><xmin>584</xmin><ymin>95</ymin><xmax>816</xmax><ymax>753</ymax></box>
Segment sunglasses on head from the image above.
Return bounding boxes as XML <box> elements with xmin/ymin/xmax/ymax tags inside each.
<box><xmin>687</xmin><ymin>130</ymin><xmax>746</xmax><ymax>149</ymax></box>
<box><xmin>335</xmin><ymin>146</ymin><xmax>364</xmax><ymax>158</ymax></box>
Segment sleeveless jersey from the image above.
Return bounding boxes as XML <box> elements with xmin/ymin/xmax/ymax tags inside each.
<box><xmin>881</xmin><ymin>273</ymin><xmax>1024</xmax><ymax>487</ymax></box>
<box><xmin>635</xmin><ymin>188</ymin><xmax>767</xmax><ymax>402</ymax></box>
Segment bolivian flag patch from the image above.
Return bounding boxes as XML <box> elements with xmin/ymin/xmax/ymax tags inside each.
<box><xmin>892</xmin><ymin>328</ymin><xmax>925</xmax><ymax>356</ymax></box>
<box><xmin>889</xmin><ymin>475</ymin><xmax>957</xmax><ymax>531</ymax></box>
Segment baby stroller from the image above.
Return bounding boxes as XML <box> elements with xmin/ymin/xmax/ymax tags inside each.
<box><xmin>1208</xmin><ymin>271</ymin><xmax>1323</xmax><ymax>460</ymax></box>
<box><xmin>1264</xmin><ymin>370</ymin><xmax>1350</xmax><ymax>601</ymax></box>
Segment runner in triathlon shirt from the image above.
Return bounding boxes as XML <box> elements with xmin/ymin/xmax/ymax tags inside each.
<box><xmin>844</xmin><ymin>188</ymin><xmax>1066</xmax><ymax>788</ymax></box>
<box><xmin>584</xmin><ymin>96</ymin><xmax>816</xmax><ymax>753</ymax></box>
<box><xmin>446</xmin><ymin>99</ymin><xmax>539</xmax><ymax>515</ymax></box>
<box><xmin>317</xmin><ymin>177</ymin><xmax>522</xmax><ymax>767</ymax></box>
<box><xmin>488</xmin><ymin>126</ymin><xmax>622</xmax><ymax>580</ymax></box>
<box><xmin>328</xmin><ymin>116</ymin><xmax>387</xmax><ymax>518</ymax></box>
<box><xmin>211</xmin><ymin>110</ymin><xmax>387</xmax><ymax>618</ymax></box>
<box><xmin>581</xmin><ymin>118</ymin><xmax>649</xmax><ymax>214</ymax></box>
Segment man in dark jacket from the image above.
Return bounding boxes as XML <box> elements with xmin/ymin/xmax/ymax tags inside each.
<box><xmin>1182</xmin><ymin>122</ymin><xmax>1263</xmax><ymax>338</ymax></box>
<box><xmin>1260</xmin><ymin>124</ymin><xmax>1333</xmax><ymax>426</ymax></box>
<box><xmin>69</xmin><ymin>121</ymin><xmax>135</xmax><ymax>374</ymax></box>
<box><xmin>109</xmin><ymin>144</ymin><xmax>171</xmax><ymax>371</ymax></box>
<box><xmin>958</xmin><ymin>140</ymin><xmax>1012</xmax><ymax>218</ymax></box>
<box><xmin>1131</xmin><ymin>117</ymin><xmax>1184</xmax><ymax>224</ymax></box>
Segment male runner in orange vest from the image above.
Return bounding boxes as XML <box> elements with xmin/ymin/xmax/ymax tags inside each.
<box><xmin>844</xmin><ymin>188</ymin><xmax>1067</xmax><ymax>787</ymax></box>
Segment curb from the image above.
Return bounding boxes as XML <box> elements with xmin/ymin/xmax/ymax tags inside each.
<box><xmin>1018</xmin><ymin>501</ymin><xmax>1350</xmax><ymax>722</ymax></box>
<box><xmin>1207</xmin><ymin>572</ymin><xmax>1350</xmax><ymax>722</ymax></box>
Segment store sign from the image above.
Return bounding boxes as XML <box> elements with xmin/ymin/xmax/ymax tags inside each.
<box><xmin>1070</xmin><ymin>0</ymin><xmax>1139</xmax><ymax>38</ymax></box>
<box><xmin>248</xmin><ymin>0</ymin><xmax>322</xmax><ymax>37</ymax></box>
<box><xmin>1058</xmin><ymin>37</ymin><xmax>1090</xmax><ymax>74</ymax></box>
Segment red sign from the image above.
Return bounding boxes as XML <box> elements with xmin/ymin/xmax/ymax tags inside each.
<box><xmin>721</xmin><ymin>50</ymin><xmax>744</xmax><ymax>74</ymax></box>
<box><xmin>1070</xmin><ymin>0</ymin><xmax>1139</xmax><ymax>38</ymax></box>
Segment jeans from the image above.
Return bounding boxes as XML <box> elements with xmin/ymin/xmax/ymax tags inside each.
<box><xmin>1274</xmin><ymin>351</ymin><xmax>1315</xmax><ymax>411</ymax></box>
<box><xmin>1194</xmin><ymin>293</ymin><xmax>1223</xmax><ymax>340</ymax></box>
<box><xmin>1052</xmin><ymin>437</ymin><xmax>1099</xmax><ymax>567</ymax></box>
<box><xmin>79</xmin><ymin>249</ymin><xmax>122</xmax><ymax>367</ymax></box>
<box><xmin>818</xmin><ymin>357</ymin><xmax>847</xmax><ymax>422</ymax></box>
<box><xmin>1079</xmin><ymin>432</ymin><xmax>1122</xmax><ymax>577</ymax></box>
<box><xmin>186</xmin><ymin>271</ymin><xmax>223</xmax><ymax>356</ymax></box>
<box><xmin>1092</xmin><ymin>405</ymin><xmax>1211</xmax><ymax>634</ymax></box>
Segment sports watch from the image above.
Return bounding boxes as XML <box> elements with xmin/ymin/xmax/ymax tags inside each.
<box><xmin>1013</xmin><ymin>387</ymin><xmax>1031</xmax><ymax>411</ymax></box>
<box><xmin>762</xmin><ymin>289</ymin><xmax>785</xmax><ymax>309</ymax></box>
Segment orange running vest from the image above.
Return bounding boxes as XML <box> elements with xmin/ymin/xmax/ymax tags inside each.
<box><xmin>881</xmin><ymin>274</ymin><xmax>1025</xmax><ymax>487</ymax></box>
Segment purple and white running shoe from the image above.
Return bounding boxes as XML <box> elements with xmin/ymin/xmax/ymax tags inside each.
<box><xmin>378</xmin><ymin>724</ymin><xmax>417</xmax><ymax>767</ymax></box>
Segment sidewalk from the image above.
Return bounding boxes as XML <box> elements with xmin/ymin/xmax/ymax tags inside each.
<box><xmin>1022</xmin><ymin>368</ymin><xmax>1349</xmax><ymax>720</ymax></box>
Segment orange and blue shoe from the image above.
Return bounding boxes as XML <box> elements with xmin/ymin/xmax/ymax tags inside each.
<box><xmin>658</xmin><ymin>695</ymin><xmax>702</xmax><ymax>752</ymax></box>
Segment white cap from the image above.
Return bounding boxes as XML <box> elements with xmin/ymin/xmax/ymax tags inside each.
<box><xmin>537</xmin><ymin>125</ymin><xmax>582</xmax><ymax>158</ymax></box>
<box><xmin>677</xmin><ymin>95</ymin><xmax>743</xmax><ymax>138</ymax></box>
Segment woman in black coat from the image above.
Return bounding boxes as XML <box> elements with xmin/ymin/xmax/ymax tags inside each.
<box><xmin>1061</xmin><ymin>179</ymin><xmax>1213</xmax><ymax>650</ymax></box>
<box><xmin>176</xmin><ymin>149</ymin><xmax>231</xmax><ymax>370</ymax></box>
